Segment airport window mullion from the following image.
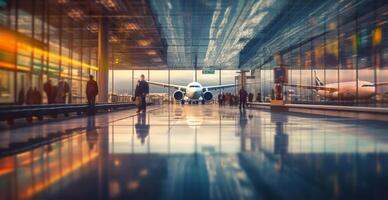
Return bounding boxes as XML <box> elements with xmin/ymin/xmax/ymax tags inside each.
<box><xmin>323</xmin><ymin>17</ymin><xmax>327</xmax><ymax>104</ymax></box>
<box><xmin>6</xmin><ymin>0</ymin><xmax>10</xmax><ymax>27</ymax></box>
<box><xmin>31</xmin><ymin>0</ymin><xmax>35</xmax><ymax>79</ymax></box>
<box><xmin>111</xmin><ymin>52</ymin><xmax>114</xmax><ymax>101</ymax></box>
<box><xmin>299</xmin><ymin>46</ymin><xmax>302</xmax><ymax>104</ymax></box>
<box><xmin>80</xmin><ymin>21</ymin><xmax>84</xmax><ymax>103</ymax></box>
<box><xmin>58</xmin><ymin>8</ymin><xmax>63</xmax><ymax>80</ymax></box>
<box><xmin>45</xmin><ymin>0</ymin><xmax>50</xmax><ymax>83</ymax></box>
<box><xmin>337</xmin><ymin>10</ymin><xmax>340</xmax><ymax>105</ymax></box>
<box><xmin>355</xmin><ymin>11</ymin><xmax>359</xmax><ymax>105</ymax></box>
<box><xmin>310</xmin><ymin>35</ymin><xmax>314</xmax><ymax>104</ymax></box>
<box><xmin>38</xmin><ymin>0</ymin><xmax>45</xmax><ymax>90</ymax></box>
<box><xmin>373</xmin><ymin>0</ymin><xmax>378</xmax><ymax>107</ymax></box>
<box><xmin>131</xmin><ymin>69</ymin><xmax>134</xmax><ymax>96</ymax></box>
<box><xmin>12</xmin><ymin>0</ymin><xmax>18</xmax><ymax>104</ymax></box>
<box><xmin>69</xmin><ymin>34</ymin><xmax>73</xmax><ymax>103</ymax></box>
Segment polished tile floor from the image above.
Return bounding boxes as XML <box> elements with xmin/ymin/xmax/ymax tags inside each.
<box><xmin>0</xmin><ymin>104</ymin><xmax>388</xmax><ymax>200</ymax></box>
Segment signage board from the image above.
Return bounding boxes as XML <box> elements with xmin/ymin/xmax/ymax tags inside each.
<box><xmin>202</xmin><ymin>68</ymin><xmax>215</xmax><ymax>74</ymax></box>
<box><xmin>274</xmin><ymin>67</ymin><xmax>288</xmax><ymax>84</ymax></box>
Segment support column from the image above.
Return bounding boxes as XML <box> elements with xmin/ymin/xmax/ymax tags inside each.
<box><xmin>97</xmin><ymin>17</ymin><xmax>109</xmax><ymax>103</ymax></box>
<box><xmin>240</xmin><ymin>70</ymin><xmax>247</xmax><ymax>89</ymax></box>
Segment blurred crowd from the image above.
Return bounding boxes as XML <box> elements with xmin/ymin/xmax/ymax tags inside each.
<box><xmin>18</xmin><ymin>78</ymin><xmax>71</xmax><ymax>105</ymax></box>
<box><xmin>217</xmin><ymin>91</ymin><xmax>262</xmax><ymax>107</ymax></box>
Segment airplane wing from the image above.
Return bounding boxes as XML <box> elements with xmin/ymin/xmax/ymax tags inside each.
<box><xmin>285</xmin><ymin>84</ymin><xmax>337</xmax><ymax>92</ymax></box>
<box><xmin>148</xmin><ymin>81</ymin><xmax>186</xmax><ymax>90</ymax></box>
<box><xmin>205</xmin><ymin>81</ymin><xmax>265</xmax><ymax>91</ymax></box>
<box><xmin>361</xmin><ymin>82</ymin><xmax>388</xmax><ymax>87</ymax></box>
<box><xmin>206</xmin><ymin>84</ymin><xmax>237</xmax><ymax>91</ymax></box>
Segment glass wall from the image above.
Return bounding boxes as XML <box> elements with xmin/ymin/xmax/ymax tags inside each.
<box><xmin>253</xmin><ymin>2</ymin><xmax>388</xmax><ymax>107</ymax></box>
<box><xmin>0</xmin><ymin>0</ymin><xmax>98</xmax><ymax>105</ymax></box>
<box><xmin>108</xmin><ymin>69</ymin><xmax>238</xmax><ymax>103</ymax></box>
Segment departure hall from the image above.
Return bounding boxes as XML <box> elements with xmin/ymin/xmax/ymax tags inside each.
<box><xmin>0</xmin><ymin>0</ymin><xmax>388</xmax><ymax>199</ymax></box>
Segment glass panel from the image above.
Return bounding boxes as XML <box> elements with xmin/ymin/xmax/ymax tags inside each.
<box><xmin>358</xmin><ymin>12</ymin><xmax>375</xmax><ymax>106</ymax></box>
<box><xmin>0</xmin><ymin>69</ymin><xmax>14</xmax><ymax>103</ymax></box>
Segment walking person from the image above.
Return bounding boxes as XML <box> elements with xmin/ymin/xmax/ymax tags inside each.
<box><xmin>43</xmin><ymin>79</ymin><xmax>53</xmax><ymax>104</ymax></box>
<box><xmin>218</xmin><ymin>93</ymin><xmax>223</xmax><ymax>106</ymax></box>
<box><xmin>135</xmin><ymin>74</ymin><xmax>149</xmax><ymax>113</ymax></box>
<box><xmin>239</xmin><ymin>87</ymin><xmax>248</xmax><ymax>110</ymax></box>
<box><xmin>86</xmin><ymin>75</ymin><xmax>98</xmax><ymax>115</ymax></box>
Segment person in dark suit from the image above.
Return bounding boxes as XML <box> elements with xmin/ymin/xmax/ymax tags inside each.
<box><xmin>86</xmin><ymin>75</ymin><xmax>98</xmax><ymax>115</ymax></box>
<box><xmin>135</xmin><ymin>74</ymin><xmax>149</xmax><ymax>113</ymax></box>
<box><xmin>239</xmin><ymin>87</ymin><xmax>248</xmax><ymax>110</ymax></box>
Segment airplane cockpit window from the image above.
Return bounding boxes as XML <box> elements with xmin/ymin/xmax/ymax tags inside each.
<box><xmin>189</xmin><ymin>85</ymin><xmax>200</xmax><ymax>88</ymax></box>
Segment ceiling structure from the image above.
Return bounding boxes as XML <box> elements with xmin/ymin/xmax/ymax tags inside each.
<box><xmin>17</xmin><ymin>0</ymin><xmax>334</xmax><ymax>70</ymax></box>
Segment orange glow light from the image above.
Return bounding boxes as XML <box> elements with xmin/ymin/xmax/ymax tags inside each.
<box><xmin>147</xmin><ymin>50</ymin><xmax>157</xmax><ymax>55</ymax></box>
<box><xmin>137</xmin><ymin>40</ymin><xmax>151</xmax><ymax>47</ymax></box>
<box><xmin>373</xmin><ymin>27</ymin><xmax>382</xmax><ymax>46</ymax></box>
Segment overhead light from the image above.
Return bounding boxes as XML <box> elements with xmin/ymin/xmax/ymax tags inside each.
<box><xmin>137</xmin><ymin>40</ymin><xmax>151</xmax><ymax>47</ymax></box>
<box><xmin>146</xmin><ymin>50</ymin><xmax>157</xmax><ymax>55</ymax></box>
<box><xmin>110</xmin><ymin>35</ymin><xmax>119</xmax><ymax>43</ymax></box>
<box><xmin>123</xmin><ymin>23</ymin><xmax>139</xmax><ymax>31</ymax></box>
<box><xmin>97</xmin><ymin>0</ymin><xmax>117</xmax><ymax>9</ymax></box>
<box><xmin>67</xmin><ymin>8</ymin><xmax>84</xmax><ymax>21</ymax></box>
<box><xmin>114</xmin><ymin>58</ymin><xmax>120</xmax><ymax>64</ymax></box>
<box><xmin>87</xmin><ymin>23</ymin><xmax>99</xmax><ymax>33</ymax></box>
<box><xmin>57</xmin><ymin>0</ymin><xmax>67</xmax><ymax>4</ymax></box>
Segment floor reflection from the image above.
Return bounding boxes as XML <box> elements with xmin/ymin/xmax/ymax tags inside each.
<box><xmin>1</xmin><ymin>104</ymin><xmax>388</xmax><ymax>199</ymax></box>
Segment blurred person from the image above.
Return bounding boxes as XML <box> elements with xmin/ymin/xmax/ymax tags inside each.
<box><xmin>33</xmin><ymin>88</ymin><xmax>42</xmax><ymax>104</ymax></box>
<box><xmin>43</xmin><ymin>79</ymin><xmax>53</xmax><ymax>104</ymax></box>
<box><xmin>135</xmin><ymin>74</ymin><xmax>149</xmax><ymax>113</ymax></box>
<box><xmin>17</xmin><ymin>87</ymin><xmax>25</xmax><ymax>105</ymax></box>
<box><xmin>256</xmin><ymin>92</ymin><xmax>261</xmax><ymax>102</ymax></box>
<box><xmin>55</xmin><ymin>79</ymin><xmax>66</xmax><ymax>104</ymax></box>
<box><xmin>229</xmin><ymin>94</ymin><xmax>234</xmax><ymax>106</ymax></box>
<box><xmin>86</xmin><ymin>75</ymin><xmax>98</xmax><ymax>115</ymax></box>
<box><xmin>235</xmin><ymin>95</ymin><xmax>239</xmax><ymax>106</ymax></box>
<box><xmin>224</xmin><ymin>93</ymin><xmax>229</xmax><ymax>105</ymax></box>
<box><xmin>26</xmin><ymin>87</ymin><xmax>33</xmax><ymax>105</ymax></box>
<box><xmin>239</xmin><ymin>87</ymin><xmax>248</xmax><ymax>110</ymax></box>
<box><xmin>248</xmin><ymin>92</ymin><xmax>254</xmax><ymax>102</ymax></box>
<box><xmin>218</xmin><ymin>93</ymin><xmax>223</xmax><ymax>106</ymax></box>
<box><xmin>56</xmin><ymin>78</ymin><xmax>70</xmax><ymax>104</ymax></box>
<box><xmin>221</xmin><ymin>93</ymin><xmax>225</xmax><ymax>106</ymax></box>
<box><xmin>51</xmin><ymin>85</ymin><xmax>58</xmax><ymax>104</ymax></box>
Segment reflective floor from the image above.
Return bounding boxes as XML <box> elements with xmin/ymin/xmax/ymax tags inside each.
<box><xmin>1</xmin><ymin>104</ymin><xmax>388</xmax><ymax>200</ymax></box>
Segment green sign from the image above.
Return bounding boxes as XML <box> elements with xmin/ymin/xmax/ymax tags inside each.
<box><xmin>202</xmin><ymin>68</ymin><xmax>215</xmax><ymax>74</ymax></box>
<box><xmin>32</xmin><ymin>62</ymin><xmax>63</xmax><ymax>71</ymax></box>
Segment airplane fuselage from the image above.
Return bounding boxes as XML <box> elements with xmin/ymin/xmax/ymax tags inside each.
<box><xmin>185</xmin><ymin>82</ymin><xmax>204</xmax><ymax>100</ymax></box>
<box><xmin>316</xmin><ymin>81</ymin><xmax>375</xmax><ymax>100</ymax></box>
<box><xmin>148</xmin><ymin>80</ymin><xmax>235</xmax><ymax>103</ymax></box>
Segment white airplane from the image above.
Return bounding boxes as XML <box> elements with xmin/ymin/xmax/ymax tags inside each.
<box><xmin>285</xmin><ymin>71</ymin><xmax>388</xmax><ymax>100</ymax></box>
<box><xmin>148</xmin><ymin>80</ymin><xmax>237</xmax><ymax>104</ymax></box>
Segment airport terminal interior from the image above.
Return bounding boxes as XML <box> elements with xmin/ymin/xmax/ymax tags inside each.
<box><xmin>1</xmin><ymin>0</ymin><xmax>388</xmax><ymax>199</ymax></box>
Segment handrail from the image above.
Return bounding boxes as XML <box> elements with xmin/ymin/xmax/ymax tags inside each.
<box><xmin>247</xmin><ymin>102</ymin><xmax>388</xmax><ymax>114</ymax></box>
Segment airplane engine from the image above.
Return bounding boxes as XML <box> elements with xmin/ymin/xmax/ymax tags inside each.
<box><xmin>173</xmin><ymin>90</ymin><xmax>184</xmax><ymax>101</ymax></box>
<box><xmin>203</xmin><ymin>91</ymin><xmax>213</xmax><ymax>101</ymax></box>
<box><xmin>330</xmin><ymin>91</ymin><xmax>339</xmax><ymax>99</ymax></box>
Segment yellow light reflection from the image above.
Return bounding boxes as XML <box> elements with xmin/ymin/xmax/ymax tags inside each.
<box><xmin>137</xmin><ymin>40</ymin><xmax>151</xmax><ymax>47</ymax></box>
<box><xmin>17</xmin><ymin>43</ymin><xmax>98</xmax><ymax>70</ymax></box>
<box><xmin>20</xmin><ymin>152</ymin><xmax>99</xmax><ymax>199</ymax></box>
<box><xmin>0</xmin><ymin>29</ymin><xmax>98</xmax><ymax>71</ymax></box>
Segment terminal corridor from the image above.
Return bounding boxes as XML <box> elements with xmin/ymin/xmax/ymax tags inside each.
<box><xmin>1</xmin><ymin>105</ymin><xmax>387</xmax><ymax>200</ymax></box>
